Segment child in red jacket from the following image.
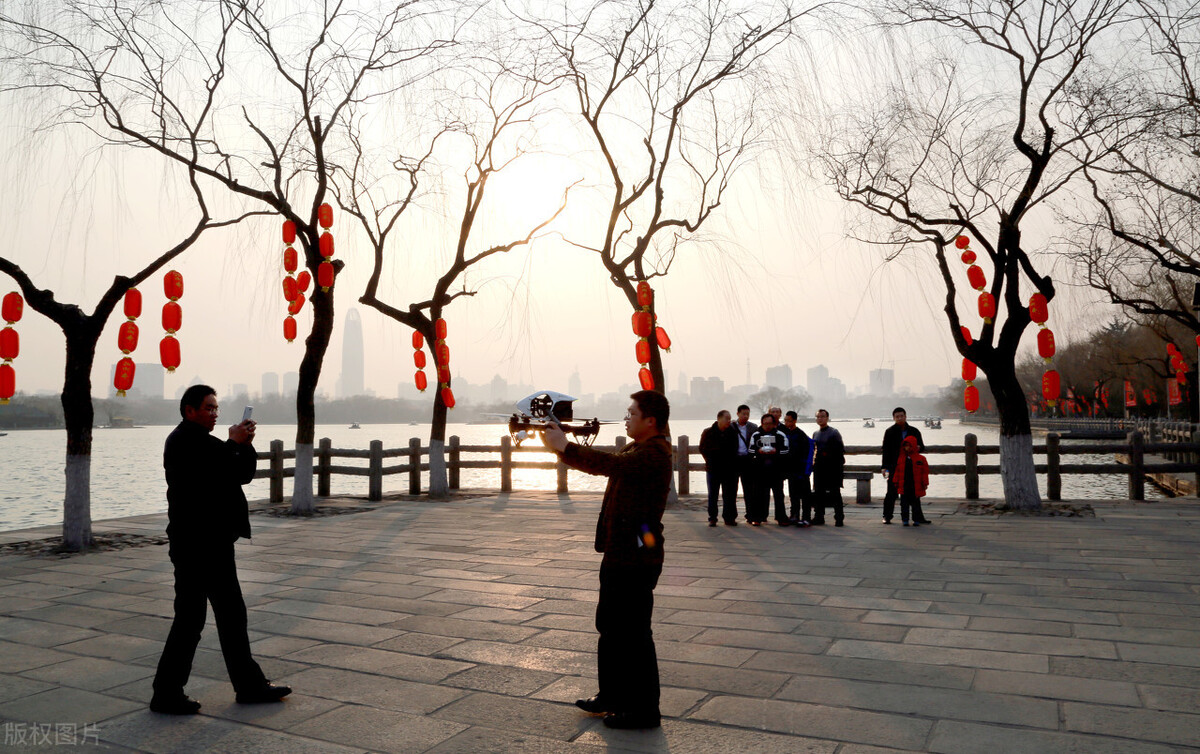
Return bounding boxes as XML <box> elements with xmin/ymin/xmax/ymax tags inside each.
<box><xmin>892</xmin><ymin>436</ymin><xmax>930</xmax><ymax>526</ymax></box>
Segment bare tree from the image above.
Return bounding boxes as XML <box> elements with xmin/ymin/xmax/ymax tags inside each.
<box><xmin>817</xmin><ymin>0</ymin><xmax>1131</xmax><ymax>509</ymax></box>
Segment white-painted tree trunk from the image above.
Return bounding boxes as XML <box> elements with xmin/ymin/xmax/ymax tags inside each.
<box><xmin>290</xmin><ymin>443</ymin><xmax>315</xmax><ymax>514</ymax></box>
<box><xmin>998</xmin><ymin>433</ymin><xmax>1041</xmax><ymax>510</ymax></box>
<box><xmin>62</xmin><ymin>453</ymin><xmax>93</xmax><ymax>550</ymax></box>
<box><xmin>428</xmin><ymin>438</ymin><xmax>448</xmax><ymax>499</ymax></box>
<box><xmin>664</xmin><ymin>433</ymin><xmax>679</xmax><ymax>504</ymax></box>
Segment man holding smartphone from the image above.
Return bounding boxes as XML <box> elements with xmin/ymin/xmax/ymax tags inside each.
<box><xmin>150</xmin><ymin>385</ymin><xmax>291</xmax><ymax>714</ymax></box>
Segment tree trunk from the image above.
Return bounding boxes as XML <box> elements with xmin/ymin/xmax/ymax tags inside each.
<box><xmin>428</xmin><ymin>398</ymin><xmax>448</xmax><ymax>499</ymax></box>
<box><xmin>988</xmin><ymin>357</ymin><xmax>1042</xmax><ymax>510</ymax></box>
<box><xmin>60</xmin><ymin>330</ymin><xmax>98</xmax><ymax>551</ymax></box>
<box><xmin>290</xmin><ymin>443</ymin><xmax>314</xmax><ymax>514</ymax></box>
<box><xmin>290</xmin><ymin>282</ymin><xmax>335</xmax><ymax>513</ymax></box>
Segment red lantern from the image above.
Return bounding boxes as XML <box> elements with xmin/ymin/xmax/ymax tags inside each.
<box><xmin>655</xmin><ymin>327</ymin><xmax>671</xmax><ymax>352</ymax></box>
<box><xmin>160</xmin><ymin>336</ymin><xmax>181</xmax><ymax>373</ymax></box>
<box><xmin>966</xmin><ymin>265</ymin><xmax>986</xmax><ymax>291</ymax></box>
<box><xmin>414</xmin><ymin>350</ymin><xmax>427</xmax><ymax>369</ymax></box>
<box><xmin>117</xmin><ymin>321</ymin><xmax>138</xmax><ymax>355</ymax></box>
<box><xmin>636</xmin><ymin>338</ymin><xmax>651</xmax><ymax>365</ymax></box>
<box><xmin>123</xmin><ymin>289</ymin><xmax>142</xmax><ymax>320</ymax></box>
<box><xmin>0</xmin><ymin>327</ymin><xmax>17</xmax><ymax>361</ymax></box>
<box><xmin>288</xmin><ymin>293</ymin><xmax>306</xmax><ymax>315</ymax></box>
<box><xmin>284</xmin><ymin>316</ymin><xmax>297</xmax><ymax>343</ymax></box>
<box><xmin>318</xmin><ymin>203</ymin><xmax>333</xmax><ymax>229</ymax></box>
<box><xmin>435</xmin><ymin>342</ymin><xmax>450</xmax><ymax>367</ymax></box>
<box><xmin>283</xmin><ymin>276</ymin><xmax>299</xmax><ymax>302</ymax></box>
<box><xmin>296</xmin><ymin>270</ymin><xmax>312</xmax><ymax>293</ymax></box>
<box><xmin>412</xmin><ymin>330</ymin><xmax>424</xmax><ymax>349</ymax></box>
<box><xmin>441</xmin><ymin>386</ymin><xmax>456</xmax><ymax>408</ymax></box>
<box><xmin>632</xmin><ymin>311</ymin><xmax>653</xmax><ymax>338</ymax></box>
<box><xmin>961</xmin><ymin>250</ymin><xmax>976</xmax><ymax>265</ymax></box>
<box><xmin>2</xmin><ymin>292</ymin><xmax>23</xmax><ymax>324</ymax></box>
<box><xmin>0</xmin><ymin>362</ymin><xmax>13</xmax><ymax>403</ymax></box>
<box><xmin>163</xmin><ymin>270</ymin><xmax>184</xmax><ymax>301</ymax></box>
<box><xmin>318</xmin><ymin>261</ymin><xmax>334</xmax><ymax>291</ymax></box>
<box><xmin>282</xmin><ymin>220</ymin><xmax>296</xmax><ymax>245</ymax></box>
<box><xmin>955</xmin><ymin>235</ymin><xmax>970</xmax><ymax>249</ymax></box>
<box><xmin>978</xmin><ymin>292</ymin><xmax>996</xmax><ymax>323</ymax></box>
<box><xmin>283</xmin><ymin>247</ymin><xmax>298</xmax><ymax>274</ymax></box>
<box><xmin>162</xmin><ymin>301</ymin><xmax>182</xmax><ymax>334</ymax></box>
<box><xmin>962</xmin><ymin>358</ymin><xmax>976</xmax><ymax>382</ymax></box>
<box><xmin>961</xmin><ymin>326</ymin><xmax>973</xmax><ymax>345</ymax></box>
<box><xmin>319</xmin><ymin>232</ymin><xmax>334</xmax><ymax>258</ymax></box>
<box><xmin>1029</xmin><ymin>292</ymin><xmax>1048</xmax><ymax>325</ymax></box>
<box><xmin>1143</xmin><ymin>388</ymin><xmax>1155</xmax><ymax>404</ymax></box>
<box><xmin>1177</xmin><ymin>371</ymin><xmax>1187</xmax><ymax>385</ymax></box>
<box><xmin>1196</xmin><ymin>335</ymin><xmax>1200</xmax><ymax>348</ymax></box>
<box><xmin>1042</xmin><ymin>369</ymin><xmax>1060</xmax><ymax>403</ymax></box>
<box><xmin>964</xmin><ymin>384</ymin><xmax>980</xmax><ymax>413</ymax></box>
<box><xmin>415</xmin><ymin>371</ymin><xmax>428</xmax><ymax>392</ymax></box>
<box><xmin>435</xmin><ymin>319</ymin><xmax>447</xmax><ymax>340</ymax></box>
<box><xmin>1167</xmin><ymin>342</ymin><xmax>1178</xmax><ymax>354</ymax></box>
<box><xmin>636</xmin><ymin>281</ymin><xmax>653</xmax><ymax>309</ymax></box>
<box><xmin>638</xmin><ymin>367</ymin><xmax>655</xmax><ymax>391</ymax></box>
<box><xmin>437</xmin><ymin>365</ymin><xmax>450</xmax><ymax>384</ymax></box>
<box><xmin>113</xmin><ymin>357</ymin><xmax>135</xmax><ymax>396</ymax></box>
<box><xmin>1037</xmin><ymin>328</ymin><xmax>1055</xmax><ymax>361</ymax></box>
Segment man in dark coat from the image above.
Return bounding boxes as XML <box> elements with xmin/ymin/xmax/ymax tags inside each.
<box><xmin>811</xmin><ymin>408</ymin><xmax>846</xmax><ymax>526</ymax></box>
<box><xmin>748</xmin><ymin>413</ymin><xmax>791</xmax><ymax>525</ymax></box>
<box><xmin>781</xmin><ymin>410</ymin><xmax>813</xmax><ymax>526</ymax></box>
<box><xmin>543</xmin><ymin>390</ymin><xmax>672</xmax><ymax>730</ymax></box>
<box><xmin>732</xmin><ymin>404</ymin><xmax>758</xmax><ymax>524</ymax></box>
<box><xmin>880</xmin><ymin>407</ymin><xmax>927</xmax><ymax>524</ymax></box>
<box><xmin>150</xmin><ymin>385</ymin><xmax>291</xmax><ymax>715</ymax></box>
<box><xmin>699</xmin><ymin>409</ymin><xmax>738</xmax><ymax>526</ymax></box>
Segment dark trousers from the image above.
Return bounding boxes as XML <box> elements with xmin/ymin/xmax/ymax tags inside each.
<box><xmin>813</xmin><ymin>487</ymin><xmax>844</xmax><ymax>525</ymax></box>
<box><xmin>882</xmin><ymin>482</ymin><xmax>898</xmax><ymax>522</ymax></box>
<box><xmin>787</xmin><ymin>473</ymin><xmax>812</xmax><ymax>521</ymax></box>
<box><xmin>153</xmin><ymin>543</ymin><xmax>266</xmax><ymax>697</ymax></box>
<box><xmin>754</xmin><ymin>468</ymin><xmax>786</xmax><ymax>522</ymax></box>
<box><xmin>706</xmin><ymin>469</ymin><xmax>738</xmax><ymax>522</ymax></box>
<box><xmin>736</xmin><ymin>456</ymin><xmax>755</xmax><ymax>520</ymax></box>
<box><xmin>596</xmin><ymin>559</ymin><xmax>662</xmax><ymax>714</ymax></box>
<box><xmin>900</xmin><ymin>493</ymin><xmax>926</xmax><ymax>524</ymax></box>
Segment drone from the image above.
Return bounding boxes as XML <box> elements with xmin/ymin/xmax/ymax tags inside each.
<box><xmin>489</xmin><ymin>391</ymin><xmax>617</xmax><ymax>447</ymax></box>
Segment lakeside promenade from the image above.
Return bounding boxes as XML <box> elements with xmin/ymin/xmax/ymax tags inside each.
<box><xmin>1</xmin><ymin>493</ymin><xmax>1198</xmax><ymax>752</ymax></box>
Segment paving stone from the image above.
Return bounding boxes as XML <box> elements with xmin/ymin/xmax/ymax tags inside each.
<box><xmin>0</xmin><ymin>641</ymin><xmax>77</xmax><ymax>673</ymax></box>
<box><xmin>372</xmin><ymin>632</ymin><xmax>465</xmax><ymax>655</ymax></box>
<box><xmin>432</xmin><ymin>691</ymin><xmax>600</xmax><ymax>741</ymax></box>
<box><xmin>20</xmin><ymin>656</ymin><xmax>155</xmax><ymax>693</ymax></box>
<box><xmin>443</xmin><ymin>664</ymin><xmax>560</xmax><ymax>696</ymax></box>
<box><xmin>928</xmin><ymin>720</ymin><xmax>1178</xmax><ymax>754</ymax></box>
<box><xmin>0</xmin><ymin>674</ymin><xmax>54</xmax><ymax>704</ymax></box>
<box><xmin>425</xmin><ymin>724</ymin><xmax>611</xmax><ymax>753</ymax></box>
<box><xmin>282</xmin><ymin>642</ymin><xmax>473</xmax><ymax>683</ymax></box>
<box><xmin>827</xmin><ymin>639</ymin><xmax>1049</xmax><ymax>673</ymax></box>
<box><xmin>742</xmin><ymin>651</ymin><xmax>975</xmax><ymax>689</ymax></box>
<box><xmin>1138</xmin><ymin>683</ymin><xmax>1200</xmax><ymax>713</ymax></box>
<box><xmin>1116</xmin><ymin>642</ymin><xmax>1200</xmax><ymax>667</ymax></box>
<box><xmin>273</xmin><ymin>666</ymin><xmax>467</xmax><ymax>714</ymax></box>
<box><xmin>690</xmin><ymin>695</ymin><xmax>930</xmax><ymax>749</ymax></box>
<box><xmin>906</xmin><ymin>627</ymin><xmax>1118</xmax><ymax>659</ymax></box>
<box><xmin>972</xmin><ymin>668</ymin><xmax>1140</xmax><ymax>705</ymax></box>
<box><xmin>1063</xmin><ymin>701</ymin><xmax>1200</xmax><ymax>747</ymax></box>
<box><xmin>860</xmin><ymin>610</ymin><xmax>970</xmax><ymax>629</ymax></box>
<box><xmin>98</xmin><ymin>708</ymin><xmax>363</xmax><ymax>753</ymax></box>
<box><xmin>250</xmin><ymin>615</ymin><xmax>404</xmax><ymax>646</ymax></box>
<box><xmin>0</xmin><ymin>686</ymin><xmax>141</xmax><ymax>725</ymax></box>
<box><xmin>575</xmin><ymin>717</ymin><xmax>838</xmax><ymax>753</ymax></box>
<box><xmin>54</xmin><ymin>634</ymin><xmax>163</xmax><ymax>662</ymax></box>
<box><xmin>1050</xmin><ymin>656</ymin><xmax>1200</xmax><ymax>687</ymax></box>
<box><xmin>659</xmin><ymin>661</ymin><xmax>788</xmax><ymax>698</ymax></box>
<box><xmin>389</xmin><ymin>615</ymin><xmax>543</xmax><ymax>643</ymax></box>
<box><xmin>0</xmin><ymin>617</ymin><xmax>102</xmax><ymax>648</ymax></box>
<box><xmin>530</xmin><ymin>676</ymin><xmax>706</xmax><ymax>718</ymax></box>
<box><xmin>435</xmin><ymin>639</ymin><xmax>595</xmax><ymax>677</ymax></box>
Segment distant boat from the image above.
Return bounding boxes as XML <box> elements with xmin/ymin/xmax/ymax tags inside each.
<box><xmin>109</xmin><ymin>417</ymin><xmax>136</xmax><ymax>429</ymax></box>
<box><xmin>862</xmin><ymin>418</ymin><xmax>875</xmax><ymax>428</ymax></box>
<box><xmin>349</xmin><ymin>422</ymin><xmax>361</xmax><ymax>429</ymax></box>
<box><xmin>0</xmin><ymin>432</ymin><xmax>6</xmax><ymax>437</ymax></box>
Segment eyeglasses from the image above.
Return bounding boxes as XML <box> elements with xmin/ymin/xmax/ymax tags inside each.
<box><xmin>203</xmin><ymin>406</ymin><xmax>220</xmax><ymax>415</ymax></box>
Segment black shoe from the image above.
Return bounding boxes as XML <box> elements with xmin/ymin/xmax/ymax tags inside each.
<box><xmin>708</xmin><ymin>518</ymin><xmax>717</xmax><ymax>527</ymax></box>
<box><xmin>150</xmin><ymin>694</ymin><xmax>201</xmax><ymax>715</ymax></box>
<box><xmin>776</xmin><ymin>519</ymin><xmax>791</xmax><ymax>526</ymax></box>
<box><xmin>882</xmin><ymin>518</ymin><xmax>891</xmax><ymax>524</ymax></box>
<box><xmin>723</xmin><ymin>519</ymin><xmax>738</xmax><ymax>526</ymax></box>
<box><xmin>915</xmin><ymin>519</ymin><xmax>931</xmax><ymax>524</ymax></box>
<box><xmin>602</xmin><ymin>711</ymin><xmax>661</xmax><ymax>729</ymax></box>
<box><xmin>911</xmin><ymin>521</ymin><xmax>920</xmax><ymax>527</ymax></box>
<box><xmin>236</xmin><ymin>682</ymin><xmax>292</xmax><ymax>704</ymax></box>
<box><xmin>835</xmin><ymin>521</ymin><xmax>844</xmax><ymax>527</ymax></box>
<box><xmin>811</xmin><ymin>519</ymin><xmax>825</xmax><ymax>526</ymax></box>
<box><xmin>575</xmin><ymin>695</ymin><xmax>609</xmax><ymax>715</ymax></box>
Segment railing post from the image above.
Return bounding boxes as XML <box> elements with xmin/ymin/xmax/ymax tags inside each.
<box><xmin>270</xmin><ymin>439</ymin><xmax>284</xmax><ymax>503</ymax></box>
<box><xmin>500</xmin><ymin>435</ymin><xmax>512</xmax><ymax>492</ymax></box>
<box><xmin>964</xmin><ymin>433</ymin><xmax>978</xmax><ymax>500</ymax></box>
<box><xmin>409</xmin><ymin>437</ymin><xmax>421</xmax><ymax>495</ymax></box>
<box><xmin>368</xmin><ymin>440</ymin><xmax>383</xmax><ymax>501</ymax></box>
<box><xmin>557</xmin><ymin>454</ymin><xmax>568</xmax><ymax>494</ymax></box>
<box><xmin>1193</xmin><ymin>430</ymin><xmax>1200</xmax><ymax>495</ymax></box>
<box><xmin>1128</xmin><ymin>430</ymin><xmax>1145</xmax><ymax>501</ymax></box>
<box><xmin>1046</xmin><ymin>432</ymin><xmax>1061</xmax><ymax>501</ymax></box>
<box><xmin>448</xmin><ymin>435</ymin><xmax>461</xmax><ymax>490</ymax></box>
<box><xmin>318</xmin><ymin>437</ymin><xmax>331</xmax><ymax>497</ymax></box>
<box><xmin>677</xmin><ymin>435</ymin><xmax>690</xmax><ymax>495</ymax></box>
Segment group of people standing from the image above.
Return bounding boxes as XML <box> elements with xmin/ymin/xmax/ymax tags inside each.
<box><xmin>700</xmin><ymin>405</ymin><xmax>932</xmax><ymax>529</ymax></box>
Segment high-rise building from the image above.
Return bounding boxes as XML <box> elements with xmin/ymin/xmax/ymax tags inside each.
<box><xmin>568</xmin><ymin>369</ymin><xmax>582</xmax><ymax>397</ymax></box>
<box><xmin>869</xmin><ymin>368</ymin><xmax>895</xmax><ymax>396</ymax></box>
<box><xmin>677</xmin><ymin>371</ymin><xmax>688</xmax><ymax>394</ymax></box>
<box><xmin>490</xmin><ymin>374</ymin><xmax>508</xmax><ymax>403</ymax></box>
<box><xmin>283</xmin><ymin>371</ymin><xmax>299</xmax><ymax>396</ymax></box>
<box><xmin>690</xmin><ymin>376</ymin><xmax>725</xmax><ymax>406</ymax></box>
<box><xmin>340</xmin><ymin>308</ymin><xmax>365</xmax><ymax>398</ymax></box>
<box><xmin>806</xmin><ymin>364</ymin><xmax>830</xmax><ymax>397</ymax></box>
<box><xmin>230</xmin><ymin>383</ymin><xmax>249</xmax><ymax>399</ymax></box>
<box><xmin>765</xmin><ymin>364</ymin><xmax>793</xmax><ymax>389</ymax></box>
<box><xmin>261</xmin><ymin>372</ymin><xmax>279</xmax><ymax>399</ymax></box>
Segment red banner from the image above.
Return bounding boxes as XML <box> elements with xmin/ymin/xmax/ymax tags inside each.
<box><xmin>1125</xmin><ymin>380</ymin><xmax>1136</xmax><ymax>407</ymax></box>
<box><xmin>1168</xmin><ymin>379</ymin><xmax>1182</xmax><ymax>406</ymax></box>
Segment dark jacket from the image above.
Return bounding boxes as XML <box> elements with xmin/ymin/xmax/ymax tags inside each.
<box><xmin>733</xmin><ymin>420</ymin><xmax>758</xmax><ymax>459</ymax></box>
<box><xmin>748</xmin><ymin>428</ymin><xmax>790</xmax><ymax>473</ymax></box>
<box><xmin>881</xmin><ymin>422</ymin><xmax>925</xmax><ymax>473</ymax></box>
<box><xmin>812</xmin><ymin>426</ymin><xmax>845</xmax><ymax>490</ymax></box>
<box><xmin>699</xmin><ymin>421</ymin><xmax>738</xmax><ymax>473</ymax></box>
<box><xmin>781</xmin><ymin>425</ymin><xmax>812</xmax><ymax>476</ymax></box>
<box><xmin>562</xmin><ymin>434</ymin><xmax>672</xmax><ymax>567</ymax></box>
<box><xmin>164</xmin><ymin>420</ymin><xmax>257</xmax><ymax>548</ymax></box>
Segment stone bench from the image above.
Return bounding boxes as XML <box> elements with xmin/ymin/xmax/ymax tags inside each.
<box><xmin>845</xmin><ymin>471</ymin><xmax>873</xmax><ymax>504</ymax></box>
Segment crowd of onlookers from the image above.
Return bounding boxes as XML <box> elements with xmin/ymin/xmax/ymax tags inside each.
<box><xmin>699</xmin><ymin>406</ymin><xmax>931</xmax><ymax>528</ymax></box>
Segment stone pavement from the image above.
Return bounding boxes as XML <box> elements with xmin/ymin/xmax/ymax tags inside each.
<box><xmin>1</xmin><ymin>493</ymin><xmax>1199</xmax><ymax>753</ymax></box>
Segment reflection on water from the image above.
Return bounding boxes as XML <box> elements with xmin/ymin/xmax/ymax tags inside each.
<box><xmin>0</xmin><ymin>419</ymin><xmax>1156</xmax><ymax>532</ymax></box>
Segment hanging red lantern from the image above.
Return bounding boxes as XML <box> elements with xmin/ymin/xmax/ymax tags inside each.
<box><xmin>162</xmin><ymin>301</ymin><xmax>182</xmax><ymax>334</ymax></box>
<box><xmin>435</xmin><ymin>318</ymin><xmax>448</xmax><ymax>340</ymax></box>
<box><xmin>2</xmin><ymin>292</ymin><xmax>24</xmax><ymax>324</ymax></box>
<box><xmin>117</xmin><ymin>321</ymin><xmax>138</xmax><ymax>355</ymax></box>
<box><xmin>318</xmin><ymin>232</ymin><xmax>334</xmax><ymax>258</ymax></box>
<box><xmin>1177</xmin><ymin>371</ymin><xmax>1187</xmax><ymax>385</ymax></box>
<box><xmin>964</xmin><ymin>384</ymin><xmax>980</xmax><ymax>413</ymax></box>
<box><xmin>0</xmin><ymin>327</ymin><xmax>17</xmax><ymax>362</ymax></box>
<box><xmin>282</xmin><ymin>220</ymin><xmax>296</xmax><ymax>245</ymax></box>
<box><xmin>283</xmin><ymin>276</ymin><xmax>299</xmax><ymax>302</ymax></box>
<box><xmin>414</xmin><ymin>350</ymin><xmax>426</xmax><ymax>369</ymax></box>
<box><xmin>1167</xmin><ymin>342</ymin><xmax>1178</xmax><ymax>354</ymax></box>
<box><xmin>978</xmin><ymin>292</ymin><xmax>996</xmax><ymax>323</ymax></box>
<box><xmin>412</xmin><ymin>330</ymin><xmax>424</xmax><ymax>349</ymax></box>
<box><xmin>655</xmin><ymin>327</ymin><xmax>671</xmax><ymax>352</ymax></box>
<box><xmin>318</xmin><ymin>261</ymin><xmax>334</xmax><ymax>291</ymax></box>
<box><xmin>636</xmin><ymin>338</ymin><xmax>651</xmax><ymax>365</ymax></box>
<box><xmin>415</xmin><ymin>371</ymin><xmax>428</xmax><ymax>392</ymax></box>
<box><xmin>966</xmin><ymin>265</ymin><xmax>986</xmax><ymax>291</ymax></box>
<box><xmin>1196</xmin><ymin>334</ymin><xmax>1200</xmax><ymax>348</ymax></box>
<box><xmin>961</xmin><ymin>326</ymin><xmax>972</xmax><ymax>345</ymax></box>
<box><xmin>160</xmin><ymin>336</ymin><xmax>181</xmax><ymax>373</ymax></box>
<box><xmin>441</xmin><ymin>386</ymin><xmax>456</xmax><ymax>408</ymax></box>
<box><xmin>437</xmin><ymin>365</ymin><xmax>450</xmax><ymax>384</ymax></box>
<box><xmin>283</xmin><ymin>316</ymin><xmax>297</xmax><ymax>343</ymax></box>
<box><xmin>1042</xmin><ymin>369</ymin><xmax>1060</xmax><ymax>404</ymax></box>
<box><xmin>1037</xmin><ymin>328</ymin><xmax>1055</xmax><ymax>361</ymax></box>
<box><xmin>632</xmin><ymin>311</ymin><xmax>653</xmax><ymax>338</ymax></box>
<box><xmin>1143</xmin><ymin>388</ymin><xmax>1155</xmax><ymax>404</ymax></box>
<box><xmin>0</xmin><ymin>362</ymin><xmax>13</xmax><ymax>404</ymax></box>
<box><xmin>113</xmin><ymin>357</ymin><xmax>135</xmax><ymax>396</ymax></box>
<box><xmin>283</xmin><ymin>247</ymin><xmax>298</xmax><ymax>274</ymax></box>
<box><xmin>955</xmin><ymin>235</ymin><xmax>970</xmax><ymax>249</ymax></box>
<box><xmin>288</xmin><ymin>293</ymin><xmax>306</xmax><ymax>316</ymax></box>
<box><xmin>962</xmin><ymin>358</ymin><xmax>976</xmax><ymax>382</ymax></box>
<box><xmin>961</xmin><ymin>250</ymin><xmax>976</xmax><ymax>265</ymax></box>
<box><xmin>318</xmin><ymin>203</ymin><xmax>333</xmax><ymax>229</ymax></box>
<box><xmin>636</xmin><ymin>281</ymin><xmax>653</xmax><ymax>309</ymax></box>
<box><xmin>123</xmin><ymin>289</ymin><xmax>142</xmax><ymax>320</ymax></box>
<box><xmin>296</xmin><ymin>270</ymin><xmax>311</xmax><ymax>293</ymax></box>
<box><xmin>163</xmin><ymin>270</ymin><xmax>184</xmax><ymax>301</ymax></box>
<box><xmin>638</xmin><ymin>367</ymin><xmax>655</xmax><ymax>391</ymax></box>
<box><xmin>435</xmin><ymin>342</ymin><xmax>450</xmax><ymax>367</ymax></box>
<box><xmin>1029</xmin><ymin>292</ymin><xmax>1048</xmax><ymax>325</ymax></box>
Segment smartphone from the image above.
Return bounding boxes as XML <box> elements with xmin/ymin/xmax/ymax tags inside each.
<box><xmin>241</xmin><ymin>406</ymin><xmax>253</xmax><ymax>423</ymax></box>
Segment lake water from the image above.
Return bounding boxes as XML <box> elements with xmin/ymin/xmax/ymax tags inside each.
<box><xmin>0</xmin><ymin>418</ymin><xmax>1154</xmax><ymax>533</ymax></box>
